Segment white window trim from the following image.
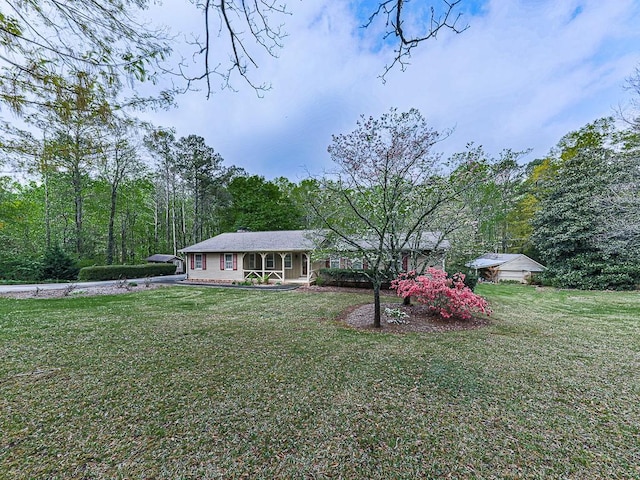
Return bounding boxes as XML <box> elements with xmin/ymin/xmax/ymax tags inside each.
<box><xmin>224</xmin><ymin>253</ymin><xmax>234</xmax><ymax>270</ymax></box>
<box><xmin>195</xmin><ymin>253</ymin><xmax>203</xmax><ymax>270</ymax></box>
<box><xmin>329</xmin><ymin>256</ymin><xmax>340</xmax><ymax>269</ymax></box>
<box><xmin>266</xmin><ymin>253</ymin><xmax>275</xmax><ymax>270</ymax></box>
<box><xmin>248</xmin><ymin>253</ymin><xmax>256</xmax><ymax>269</ymax></box>
<box><xmin>284</xmin><ymin>253</ymin><xmax>292</xmax><ymax>270</ymax></box>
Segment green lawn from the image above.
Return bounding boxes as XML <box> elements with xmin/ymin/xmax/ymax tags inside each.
<box><xmin>1</xmin><ymin>284</ymin><xmax>639</xmax><ymax>479</ymax></box>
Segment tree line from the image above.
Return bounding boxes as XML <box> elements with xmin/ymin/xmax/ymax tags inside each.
<box><xmin>2</xmin><ymin>103</ymin><xmax>639</xmax><ymax>292</ymax></box>
<box><xmin>0</xmin><ymin>1</ymin><xmax>639</xmax><ymax>291</ymax></box>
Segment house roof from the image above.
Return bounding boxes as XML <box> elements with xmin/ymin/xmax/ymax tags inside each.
<box><xmin>180</xmin><ymin>230</ymin><xmax>318</xmax><ymax>253</ymax></box>
<box><xmin>335</xmin><ymin>231</ymin><xmax>450</xmax><ymax>252</ymax></box>
<box><xmin>146</xmin><ymin>254</ymin><xmax>183</xmax><ymax>263</ymax></box>
<box><xmin>180</xmin><ymin>229</ymin><xmax>450</xmax><ymax>254</ymax></box>
<box><xmin>466</xmin><ymin>253</ymin><xmax>545</xmax><ymax>271</ymax></box>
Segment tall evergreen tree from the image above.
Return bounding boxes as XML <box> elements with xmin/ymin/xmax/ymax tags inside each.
<box><xmin>532</xmin><ymin>119</ymin><xmax>640</xmax><ymax>289</ymax></box>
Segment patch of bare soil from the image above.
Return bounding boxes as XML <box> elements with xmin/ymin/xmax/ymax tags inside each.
<box><xmin>339</xmin><ymin>302</ymin><xmax>490</xmax><ymax>333</ymax></box>
<box><xmin>0</xmin><ymin>283</ymin><xmax>166</xmax><ymax>300</ymax></box>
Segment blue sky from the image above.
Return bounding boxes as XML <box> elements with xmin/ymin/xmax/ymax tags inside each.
<box><xmin>142</xmin><ymin>0</ymin><xmax>640</xmax><ymax>180</ymax></box>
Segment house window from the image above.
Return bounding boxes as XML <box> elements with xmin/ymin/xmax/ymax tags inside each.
<box><xmin>194</xmin><ymin>254</ymin><xmax>203</xmax><ymax>269</ymax></box>
<box><xmin>266</xmin><ymin>253</ymin><xmax>275</xmax><ymax>269</ymax></box>
<box><xmin>224</xmin><ymin>253</ymin><xmax>234</xmax><ymax>270</ymax></box>
<box><xmin>330</xmin><ymin>256</ymin><xmax>340</xmax><ymax>269</ymax></box>
<box><xmin>284</xmin><ymin>253</ymin><xmax>292</xmax><ymax>269</ymax></box>
<box><xmin>248</xmin><ymin>253</ymin><xmax>256</xmax><ymax>269</ymax></box>
<box><xmin>351</xmin><ymin>258</ymin><xmax>363</xmax><ymax>270</ymax></box>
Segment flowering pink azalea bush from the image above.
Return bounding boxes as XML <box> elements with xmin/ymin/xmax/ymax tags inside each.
<box><xmin>391</xmin><ymin>268</ymin><xmax>492</xmax><ymax>321</ymax></box>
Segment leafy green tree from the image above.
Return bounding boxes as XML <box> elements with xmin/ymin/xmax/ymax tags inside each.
<box><xmin>311</xmin><ymin>108</ymin><xmax>486</xmax><ymax>328</ymax></box>
<box><xmin>97</xmin><ymin>119</ymin><xmax>147</xmax><ymax>264</ymax></box>
<box><xmin>222</xmin><ymin>175</ymin><xmax>304</xmax><ymax>232</ymax></box>
<box><xmin>531</xmin><ymin>119</ymin><xmax>640</xmax><ymax>289</ymax></box>
<box><xmin>40</xmin><ymin>244</ymin><xmax>79</xmax><ymax>281</ymax></box>
<box><xmin>174</xmin><ymin>135</ymin><xmax>234</xmax><ymax>244</ymax></box>
<box><xmin>0</xmin><ymin>1</ymin><xmax>171</xmax><ymax>115</ymax></box>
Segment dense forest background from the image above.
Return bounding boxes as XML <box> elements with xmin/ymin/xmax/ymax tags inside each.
<box><xmin>0</xmin><ymin>2</ymin><xmax>638</xmax><ymax>289</ymax></box>
<box><xmin>2</xmin><ymin>109</ymin><xmax>639</xmax><ymax>289</ymax></box>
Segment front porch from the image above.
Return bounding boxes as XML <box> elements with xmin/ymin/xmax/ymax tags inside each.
<box><xmin>240</xmin><ymin>251</ymin><xmax>315</xmax><ymax>285</ymax></box>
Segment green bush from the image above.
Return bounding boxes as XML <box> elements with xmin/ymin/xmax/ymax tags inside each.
<box><xmin>447</xmin><ymin>270</ymin><xmax>478</xmax><ymax>291</ymax></box>
<box><xmin>78</xmin><ymin>263</ymin><xmax>176</xmax><ymax>281</ymax></box>
<box><xmin>317</xmin><ymin>268</ymin><xmax>395</xmax><ymax>288</ymax></box>
<box><xmin>40</xmin><ymin>245</ymin><xmax>79</xmax><ymax>281</ymax></box>
<box><xmin>541</xmin><ymin>259</ymin><xmax>640</xmax><ymax>291</ymax></box>
<box><xmin>0</xmin><ymin>255</ymin><xmax>42</xmax><ymax>282</ymax></box>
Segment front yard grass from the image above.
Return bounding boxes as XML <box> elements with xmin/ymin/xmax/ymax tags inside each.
<box><xmin>1</xmin><ymin>284</ymin><xmax>639</xmax><ymax>479</ymax></box>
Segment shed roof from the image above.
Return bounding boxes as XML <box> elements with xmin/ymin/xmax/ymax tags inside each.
<box><xmin>466</xmin><ymin>253</ymin><xmax>545</xmax><ymax>271</ymax></box>
<box><xmin>146</xmin><ymin>254</ymin><xmax>183</xmax><ymax>263</ymax></box>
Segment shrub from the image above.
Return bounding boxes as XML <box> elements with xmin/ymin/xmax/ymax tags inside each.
<box><xmin>78</xmin><ymin>263</ymin><xmax>176</xmax><ymax>281</ymax></box>
<box><xmin>448</xmin><ymin>269</ymin><xmax>478</xmax><ymax>291</ymax></box>
<box><xmin>384</xmin><ymin>307</ymin><xmax>410</xmax><ymax>325</ymax></box>
<box><xmin>391</xmin><ymin>268</ymin><xmax>492</xmax><ymax>321</ymax></box>
<box><xmin>317</xmin><ymin>268</ymin><xmax>394</xmax><ymax>288</ymax></box>
<box><xmin>40</xmin><ymin>245</ymin><xmax>79</xmax><ymax>281</ymax></box>
<box><xmin>0</xmin><ymin>255</ymin><xmax>42</xmax><ymax>282</ymax></box>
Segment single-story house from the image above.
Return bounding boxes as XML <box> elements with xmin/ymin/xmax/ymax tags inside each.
<box><xmin>180</xmin><ymin>229</ymin><xmax>449</xmax><ymax>285</ymax></box>
<box><xmin>466</xmin><ymin>253</ymin><xmax>545</xmax><ymax>283</ymax></box>
<box><xmin>145</xmin><ymin>254</ymin><xmax>185</xmax><ymax>274</ymax></box>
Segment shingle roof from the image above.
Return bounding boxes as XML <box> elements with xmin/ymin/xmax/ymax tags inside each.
<box><xmin>180</xmin><ymin>229</ymin><xmax>450</xmax><ymax>254</ymax></box>
<box><xmin>180</xmin><ymin>230</ymin><xmax>319</xmax><ymax>253</ymax></box>
<box><xmin>466</xmin><ymin>253</ymin><xmax>545</xmax><ymax>270</ymax></box>
<box><xmin>356</xmin><ymin>232</ymin><xmax>449</xmax><ymax>251</ymax></box>
<box><xmin>146</xmin><ymin>254</ymin><xmax>183</xmax><ymax>263</ymax></box>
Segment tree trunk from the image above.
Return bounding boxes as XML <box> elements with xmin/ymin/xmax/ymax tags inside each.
<box><xmin>106</xmin><ymin>183</ymin><xmax>118</xmax><ymax>264</ymax></box>
<box><xmin>43</xmin><ymin>162</ymin><xmax>51</xmax><ymax>249</ymax></box>
<box><xmin>72</xmin><ymin>163</ymin><xmax>83</xmax><ymax>255</ymax></box>
<box><xmin>373</xmin><ymin>283</ymin><xmax>382</xmax><ymax>328</ymax></box>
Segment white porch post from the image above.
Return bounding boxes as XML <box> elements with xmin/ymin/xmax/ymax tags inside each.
<box><xmin>306</xmin><ymin>252</ymin><xmax>311</xmax><ymax>284</ymax></box>
<box><xmin>260</xmin><ymin>253</ymin><xmax>267</xmax><ymax>279</ymax></box>
<box><xmin>279</xmin><ymin>252</ymin><xmax>286</xmax><ymax>283</ymax></box>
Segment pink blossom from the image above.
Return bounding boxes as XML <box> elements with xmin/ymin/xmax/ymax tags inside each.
<box><xmin>391</xmin><ymin>267</ymin><xmax>491</xmax><ymax>321</ymax></box>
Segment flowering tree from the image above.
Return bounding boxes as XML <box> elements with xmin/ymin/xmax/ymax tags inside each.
<box><xmin>309</xmin><ymin>108</ymin><xmax>504</xmax><ymax>328</ymax></box>
<box><xmin>391</xmin><ymin>268</ymin><xmax>491</xmax><ymax>321</ymax></box>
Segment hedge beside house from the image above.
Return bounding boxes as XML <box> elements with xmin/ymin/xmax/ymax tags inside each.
<box><xmin>78</xmin><ymin>263</ymin><xmax>177</xmax><ymax>281</ymax></box>
<box><xmin>317</xmin><ymin>268</ymin><xmax>393</xmax><ymax>288</ymax></box>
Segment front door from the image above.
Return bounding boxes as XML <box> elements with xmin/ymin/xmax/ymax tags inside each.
<box><xmin>301</xmin><ymin>254</ymin><xmax>308</xmax><ymax>276</ymax></box>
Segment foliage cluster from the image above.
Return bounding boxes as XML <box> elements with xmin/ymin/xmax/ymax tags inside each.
<box><xmin>446</xmin><ymin>265</ymin><xmax>479</xmax><ymax>291</ymax></box>
<box><xmin>78</xmin><ymin>263</ymin><xmax>176</xmax><ymax>281</ymax></box>
<box><xmin>40</xmin><ymin>244</ymin><xmax>80</xmax><ymax>281</ymax></box>
<box><xmin>531</xmin><ymin>118</ymin><xmax>640</xmax><ymax>290</ymax></box>
<box><xmin>0</xmin><ymin>244</ymin><xmax>78</xmax><ymax>282</ymax></box>
<box><xmin>392</xmin><ymin>268</ymin><xmax>492</xmax><ymax>320</ymax></box>
<box><xmin>317</xmin><ymin>268</ymin><xmax>384</xmax><ymax>288</ymax></box>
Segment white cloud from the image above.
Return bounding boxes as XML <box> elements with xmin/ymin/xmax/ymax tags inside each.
<box><xmin>142</xmin><ymin>0</ymin><xmax>640</xmax><ymax>178</ymax></box>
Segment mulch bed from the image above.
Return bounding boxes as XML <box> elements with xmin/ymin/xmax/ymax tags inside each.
<box><xmin>339</xmin><ymin>302</ymin><xmax>490</xmax><ymax>333</ymax></box>
<box><xmin>297</xmin><ymin>285</ymin><xmax>490</xmax><ymax>333</ymax></box>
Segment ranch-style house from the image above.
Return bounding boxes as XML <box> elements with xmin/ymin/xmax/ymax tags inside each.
<box><xmin>180</xmin><ymin>229</ymin><xmax>449</xmax><ymax>285</ymax></box>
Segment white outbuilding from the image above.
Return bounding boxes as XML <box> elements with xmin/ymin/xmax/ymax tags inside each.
<box><xmin>467</xmin><ymin>253</ymin><xmax>545</xmax><ymax>283</ymax></box>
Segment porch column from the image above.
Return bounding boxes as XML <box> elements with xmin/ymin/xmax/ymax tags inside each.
<box><xmin>306</xmin><ymin>253</ymin><xmax>311</xmax><ymax>284</ymax></box>
<box><xmin>279</xmin><ymin>252</ymin><xmax>286</xmax><ymax>283</ymax></box>
<box><xmin>239</xmin><ymin>253</ymin><xmax>246</xmax><ymax>279</ymax></box>
<box><xmin>260</xmin><ymin>253</ymin><xmax>267</xmax><ymax>279</ymax></box>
